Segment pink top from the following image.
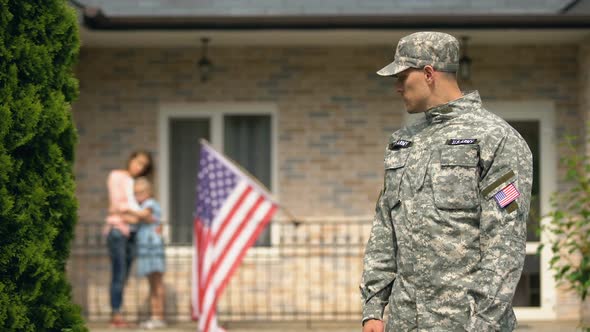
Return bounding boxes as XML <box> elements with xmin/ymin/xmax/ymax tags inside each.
<box><xmin>104</xmin><ymin>169</ymin><xmax>139</xmax><ymax>237</ymax></box>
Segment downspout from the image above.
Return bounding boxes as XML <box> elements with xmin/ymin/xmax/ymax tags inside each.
<box><xmin>559</xmin><ymin>0</ymin><xmax>583</xmax><ymax>13</ymax></box>
<box><xmin>67</xmin><ymin>0</ymin><xmax>108</xmax><ymax>29</ymax></box>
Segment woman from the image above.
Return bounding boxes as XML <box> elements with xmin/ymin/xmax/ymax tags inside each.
<box><xmin>105</xmin><ymin>151</ymin><xmax>153</xmax><ymax>327</ymax></box>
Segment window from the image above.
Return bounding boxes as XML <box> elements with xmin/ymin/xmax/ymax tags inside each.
<box><xmin>159</xmin><ymin>104</ymin><xmax>276</xmax><ymax>246</ymax></box>
<box><xmin>484</xmin><ymin>101</ymin><xmax>557</xmax><ymax>320</ymax></box>
<box><xmin>508</xmin><ymin>120</ymin><xmax>541</xmax><ymax>307</ymax></box>
<box><xmin>405</xmin><ymin>100</ymin><xmax>557</xmax><ymax>320</ymax></box>
<box><xmin>488</xmin><ymin>102</ymin><xmax>557</xmax><ymax>320</ymax></box>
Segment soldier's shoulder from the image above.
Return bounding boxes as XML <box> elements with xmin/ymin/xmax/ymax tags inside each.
<box><xmin>477</xmin><ymin>108</ymin><xmax>530</xmax><ymax>149</ymax></box>
<box><xmin>475</xmin><ymin>108</ymin><xmax>518</xmax><ymax>135</ymax></box>
<box><xmin>388</xmin><ymin>118</ymin><xmax>426</xmax><ymax>142</ymax></box>
<box><xmin>388</xmin><ymin>126</ymin><xmax>411</xmax><ymax>143</ymax></box>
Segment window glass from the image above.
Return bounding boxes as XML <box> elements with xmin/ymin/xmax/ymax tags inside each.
<box><xmin>508</xmin><ymin>121</ymin><xmax>540</xmax><ymax>242</ymax></box>
<box><xmin>169</xmin><ymin>118</ymin><xmax>209</xmax><ymax>244</ymax></box>
<box><xmin>512</xmin><ymin>254</ymin><xmax>541</xmax><ymax>307</ymax></box>
<box><xmin>224</xmin><ymin>115</ymin><xmax>272</xmax><ymax>246</ymax></box>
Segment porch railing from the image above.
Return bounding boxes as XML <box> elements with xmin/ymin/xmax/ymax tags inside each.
<box><xmin>67</xmin><ymin>218</ymin><xmax>372</xmax><ymax>324</ymax></box>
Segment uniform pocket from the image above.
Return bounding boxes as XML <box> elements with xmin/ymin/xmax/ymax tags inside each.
<box><xmin>388</xmin><ymin>278</ymin><xmax>418</xmax><ymax>330</ymax></box>
<box><xmin>432</xmin><ymin>145</ymin><xmax>480</xmax><ymax>210</ymax></box>
<box><xmin>383</xmin><ymin>149</ymin><xmax>409</xmax><ymax>207</ymax></box>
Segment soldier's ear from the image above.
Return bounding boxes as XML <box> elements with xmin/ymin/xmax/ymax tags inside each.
<box><xmin>423</xmin><ymin>65</ymin><xmax>435</xmax><ymax>83</ymax></box>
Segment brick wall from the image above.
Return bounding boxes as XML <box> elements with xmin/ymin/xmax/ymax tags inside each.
<box><xmin>72</xmin><ymin>43</ymin><xmax>584</xmax><ymax>321</ymax></box>
<box><xmin>73</xmin><ymin>45</ymin><xmax>402</xmax><ymax>222</ymax></box>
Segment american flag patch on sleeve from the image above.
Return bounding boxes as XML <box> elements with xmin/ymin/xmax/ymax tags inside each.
<box><xmin>493</xmin><ymin>182</ymin><xmax>520</xmax><ymax>208</ymax></box>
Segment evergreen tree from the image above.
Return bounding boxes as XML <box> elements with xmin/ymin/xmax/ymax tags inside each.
<box><xmin>0</xmin><ymin>0</ymin><xmax>86</xmax><ymax>330</ymax></box>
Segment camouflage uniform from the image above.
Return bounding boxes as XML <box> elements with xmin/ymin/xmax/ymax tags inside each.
<box><xmin>360</xmin><ymin>32</ymin><xmax>533</xmax><ymax>332</ymax></box>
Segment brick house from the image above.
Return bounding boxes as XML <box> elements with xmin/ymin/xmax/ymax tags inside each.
<box><xmin>68</xmin><ymin>0</ymin><xmax>590</xmax><ymax>325</ymax></box>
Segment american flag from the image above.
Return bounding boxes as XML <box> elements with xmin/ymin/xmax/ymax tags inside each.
<box><xmin>493</xmin><ymin>182</ymin><xmax>520</xmax><ymax>208</ymax></box>
<box><xmin>192</xmin><ymin>141</ymin><xmax>278</xmax><ymax>332</ymax></box>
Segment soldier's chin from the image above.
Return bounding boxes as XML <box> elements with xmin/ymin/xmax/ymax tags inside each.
<box><xmin>405</xmin><ymin>103</ymin><xmax>428</xmax><ymax>114</ymax></box>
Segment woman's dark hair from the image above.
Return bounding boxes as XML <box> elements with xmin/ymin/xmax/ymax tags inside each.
<box><xmin>127</xmin><ymin>150</ymin><xmax>154</xmax><ymax>179</ymax></box>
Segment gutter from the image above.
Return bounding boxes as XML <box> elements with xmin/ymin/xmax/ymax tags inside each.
<box><xmin>69</xmin><ymin>2</ymin><xmax>590</xmax><ymax>31</ymax></box>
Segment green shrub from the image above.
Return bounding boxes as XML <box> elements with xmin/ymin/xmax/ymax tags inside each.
<box><xmin>540</xmin><ymin>135</ymin><xmax>590</xmax><ymax>330</ymax></box>
<box><xmin>0</xmin><ymin>0</ymin><xmax>86</xmax><ymax>330</ymax></box>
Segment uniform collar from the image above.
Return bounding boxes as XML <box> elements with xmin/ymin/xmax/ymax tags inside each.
<box><xmin>424</xmin><ymin>90</ymin><xmax>482</xmax><ymax>124</ymax></box>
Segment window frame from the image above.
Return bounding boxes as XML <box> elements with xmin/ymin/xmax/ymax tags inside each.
<box><xmin>158</xmin><ymin>102</ymin><xmax>279</xmax><ymax>254</ymax></box>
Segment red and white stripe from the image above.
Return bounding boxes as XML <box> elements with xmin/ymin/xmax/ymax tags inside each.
<box><xmin>193</xmin><ymin>180</ymin><xmax>277</xmax><ymax>332</ymax></box>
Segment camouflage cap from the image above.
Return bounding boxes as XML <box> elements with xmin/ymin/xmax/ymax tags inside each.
<box><xmin>377</xmin><ymin>31</ymin><xmax>460</xmax><ymax>77</ymax></box>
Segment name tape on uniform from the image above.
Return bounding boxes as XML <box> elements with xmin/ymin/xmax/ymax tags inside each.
<box><xmin>389</xmin><ymin>139</ymin><xmax>412</xmax><ymax>150</ymax></box>
<box><xmin>446</xmin><ymin>138</ymin><xmax>478</xmax><ymax>145</ymax></box>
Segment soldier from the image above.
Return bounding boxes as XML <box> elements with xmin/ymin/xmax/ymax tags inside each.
<box><xmin>360</xmin><ymin>32</ymin><xmax>533</xmax><ymax>332</ymax></box>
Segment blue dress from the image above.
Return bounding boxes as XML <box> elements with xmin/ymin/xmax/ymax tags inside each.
<box><xmin>136</xmin><ymin>198</ymin><xmax>165</xmax><ymax>277</ymax></box>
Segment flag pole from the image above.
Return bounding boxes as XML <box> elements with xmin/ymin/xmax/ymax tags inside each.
<box><xmin>278</xmin><ymin>204</ymin><xmax>302</xmax><ymax>227</ymax></box>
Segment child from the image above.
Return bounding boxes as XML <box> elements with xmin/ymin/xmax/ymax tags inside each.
<box><xmin>125</xmin><ymin>177</ymin><xmax>166</xmax><ymax>329</ymax></box>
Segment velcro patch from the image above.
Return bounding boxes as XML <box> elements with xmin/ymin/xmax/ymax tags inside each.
<box><xmin>447</xmin><ymin>138</ymin><xmax>478</xmax><ymax>145</ymax></box>
<box><xmin>389</xmin><ymin>139</ymin><xmax>412</xmax><ymax>150</ymax></box>
<box><xmin>506</xmin><ymin>201</ymin><xmax>518</xmax><ymax>213</ymax></box>
<box><xmin>493</xmin><ymin>182</ymin><xmax>520</xmax><ymax>208</ymax></box>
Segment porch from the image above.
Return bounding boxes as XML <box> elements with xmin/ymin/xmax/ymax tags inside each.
<box><xmin>68</xmin><ymin>218</ymin><xmax>574</xmax><ymax>330</ymax></box>
<box><xmin>68</xmin><ymin>219</ymin><xmax>369</xmax><ymax>325</ymax></box>
<box><xmin>86</xmin><ymin>320</ymin><xmax>580</xmax><ymax>332</ymax></box>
